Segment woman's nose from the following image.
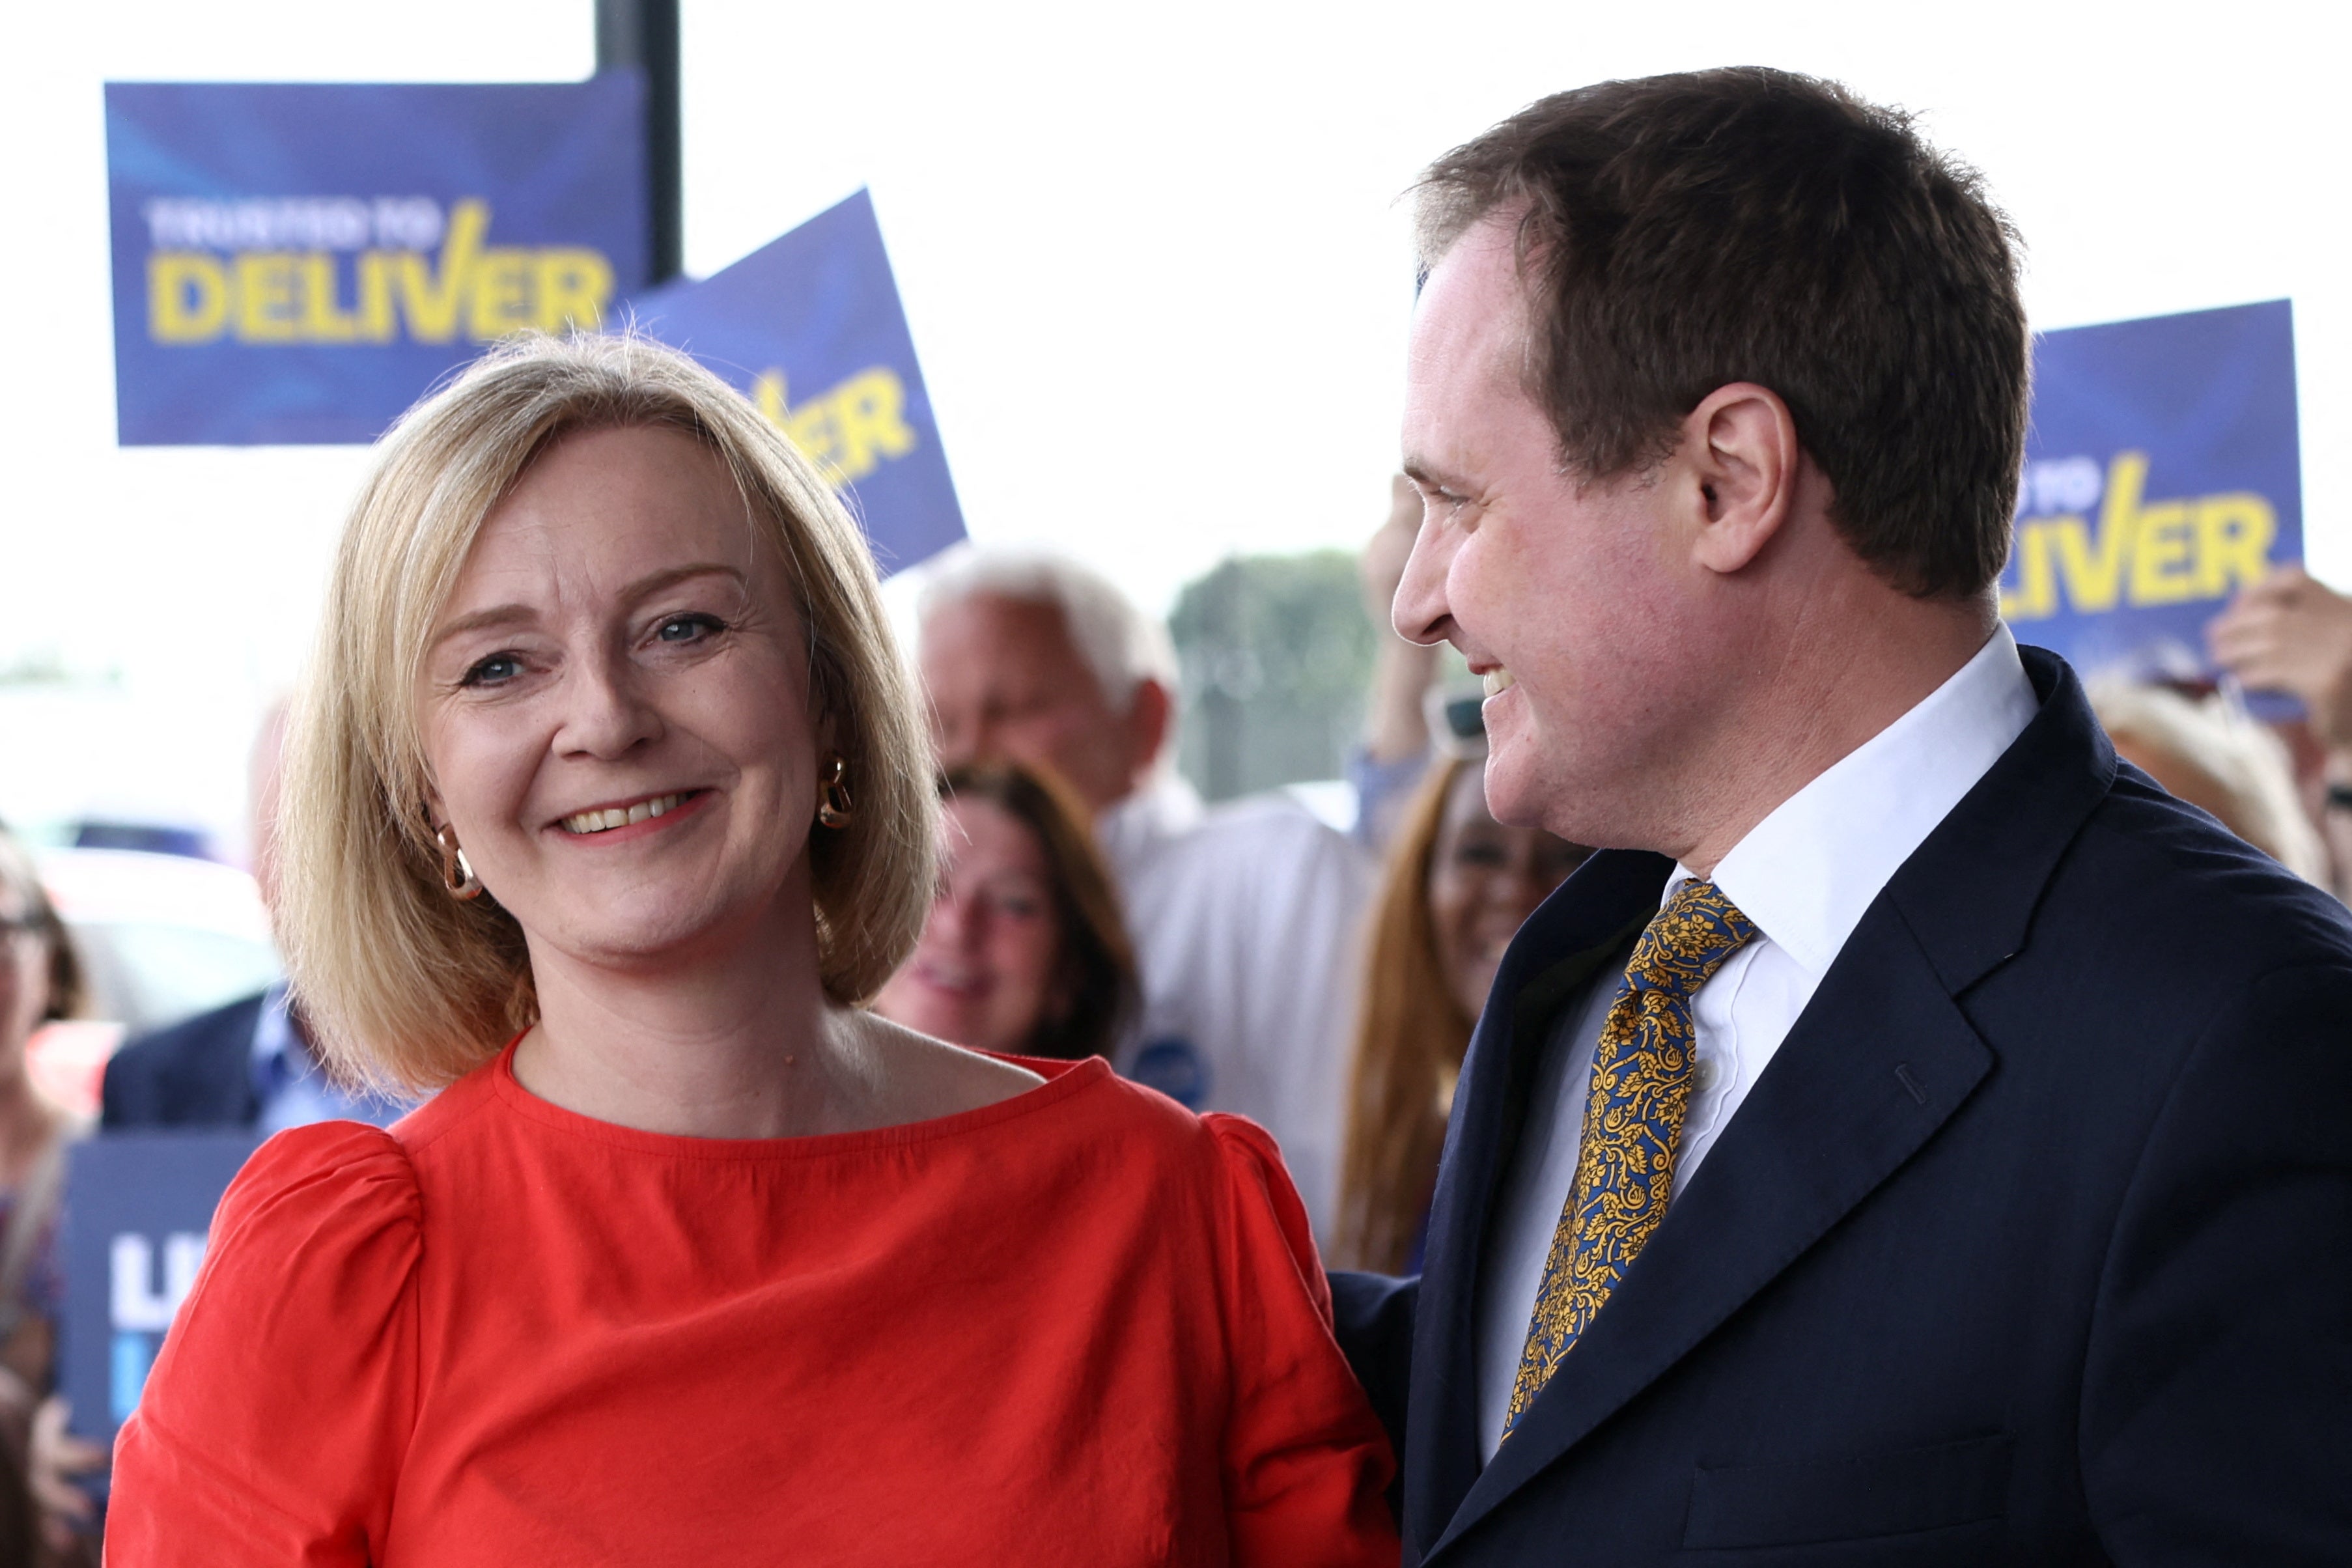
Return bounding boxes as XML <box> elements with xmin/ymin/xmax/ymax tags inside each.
<box><xmin>929</xmin><ymin>891</ymin><xmax>985</xmax><ymax>951</ymax></box>
<box><xmin>557</xmin><ymin>653</ymin><xmax>664</xmax><ymax>759</ymax></box>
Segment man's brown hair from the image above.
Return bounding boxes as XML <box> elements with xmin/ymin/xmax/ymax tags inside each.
<box><xmin>1418</xmin><ymin>67</ymin><xmax>2027</xmax><ymax>600</ymax></box>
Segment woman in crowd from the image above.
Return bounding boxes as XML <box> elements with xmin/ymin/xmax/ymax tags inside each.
<box><xmin>1333</xmin><ymin>755</ymin><xmax>1591</xmax><ymax>1273</ymax></box>
<box><xmin>107</xmin><ymin>335</ymin><xmax>1395</xmax><ymax>1563</ymax></box>
<box><xmin>875</xmin><ymin>763</ymin><xmax>1136</xmax><ymax>1061</ymax></box>
<box><xmin>0</xmin><ymin>830</ymin><xmax>104</xmax><ymax>1563</ymax></box>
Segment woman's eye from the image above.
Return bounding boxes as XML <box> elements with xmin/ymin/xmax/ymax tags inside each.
<box><xmin>460</xmin><ymin>653</ymin><xmax>524</xmax><ymax>688</ymax></box>
<box><xmin>654</xmin><ymin>613</ymin><xmax>725</xmax><ymax>645</ymax></box>
<box><xmin>1454</xmin><ymin>841</ymin><xmax>1507</xmax><ymax>868</ymax></box>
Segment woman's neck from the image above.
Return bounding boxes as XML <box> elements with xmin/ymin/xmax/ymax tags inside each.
<box><xmin>514</xmin><ymin>895</ymin><xmax>848</xmax><ymax>1140</ymax></box>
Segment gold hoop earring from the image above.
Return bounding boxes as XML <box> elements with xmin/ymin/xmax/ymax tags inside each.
<box><xmin>436</xmin><ymin>825</ymin><xmax>484</xmax><ymax>901</ymax></box>
<box><xmin>817</xmin><ymin>754</ymin><xmax>854</xmax><ymax>830</ymax></box>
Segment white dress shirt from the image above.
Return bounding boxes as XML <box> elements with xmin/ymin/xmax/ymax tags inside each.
<box><xmin>1098</xmin><ymin>776</ymin><xmax>1375</xmax><ymax>1237</ymax></box>
<box><xmin>1474</xmin><ymin>625</ymin><xmax>2039</xmax><ymax>1460</ymax></box>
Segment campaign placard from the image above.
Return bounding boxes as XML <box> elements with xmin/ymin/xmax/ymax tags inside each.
<box><xmin>59</xmin><ymin>1134</ymin><xmax>258</xmax><ymax>1450</ymax></box>
<box><xmin>105</xmin><ymin>76</ymin><xmax>649</xmax><ymax>445</ymax></box>
<box><xmin>628</xmin><ymin>189</ymin><xmax>966</xmax><ymax>575</ymax></box>
<box><xmin>2001</xmin><ymin>300</ymin><xmax>2301</xmax><ymax>679</ymax></box>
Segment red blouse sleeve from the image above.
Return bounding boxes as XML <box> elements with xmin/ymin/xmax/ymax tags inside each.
<box><xmin>1203</xmin><ymin>1113</ymin><xmax>1401</xmax><ymax>1566</ymax></box>
<box><xmin>107</xmin><ymin>1121</ymin><xmax>423</xmax><ymax>1567</ymax></box>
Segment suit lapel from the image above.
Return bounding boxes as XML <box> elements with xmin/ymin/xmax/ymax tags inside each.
<box><xmin>1427</xmin><ymin>904</ymin><xmax>1995</xmax><ymax>1558</ymax></box>
<box><xmin>1416</xmin><ymin>647</ymin><xmax>2113</xmax><ymax>1560</ymax></box>
<box><xmin>1403</xmin><ymin>850</ymin><xmax>1672</xmax><ymax>1558</ymax></box>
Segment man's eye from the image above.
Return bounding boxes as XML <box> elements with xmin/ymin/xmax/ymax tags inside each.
<box><xmin>460</xmin><ymin>653</ymin><xmax>524</xmax><ymax>687</ymax></box>
<box><xmin>655</xmin><ymin>614</ymin><xmax>725</xmax><ymax>644</ymax></box>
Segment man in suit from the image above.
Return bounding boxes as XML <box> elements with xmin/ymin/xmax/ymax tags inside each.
<box><xmin>102</xmin><ymin>704</ymin><xmax>404</xmax><ymax>1132</ymax></box>
<box><xmin>1332</xmin><ymin>68</ymin><xmax>2352</xmax><ymax>1562</ymax></box>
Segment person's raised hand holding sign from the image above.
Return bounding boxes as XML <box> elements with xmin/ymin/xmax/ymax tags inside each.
<box><xmin>2209</xmin><ymin>565</ymin><xmax>2352</xmax><ymax>746</ymax></box>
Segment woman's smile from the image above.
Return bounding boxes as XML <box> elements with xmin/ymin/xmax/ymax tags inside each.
<box><xmin>550</xmin><ymin>787</ymin><xmax>714</xmax><ymax>842</ymax></box>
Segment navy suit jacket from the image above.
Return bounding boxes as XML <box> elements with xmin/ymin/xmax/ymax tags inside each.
<box><xmin>100</xmin><ymin>990</ymin><xmax>265</xmax><ymax>1130</ymax></box>
<box><xmin>1332</xmin><ymin>648</ymin><xmax>2352</xmax><ymax>1563</ymax></box>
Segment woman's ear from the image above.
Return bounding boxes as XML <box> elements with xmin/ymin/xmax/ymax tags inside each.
<box><xmin>1683</xmin><ymin>382</ymin><xmax>1801</xmax><ymax>577</ymax></box>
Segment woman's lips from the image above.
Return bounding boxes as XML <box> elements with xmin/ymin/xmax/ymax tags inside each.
<box><xmin>547</xmin><ymin>789</ymin><xmax>712</xmax><ymax>845</ymax></box>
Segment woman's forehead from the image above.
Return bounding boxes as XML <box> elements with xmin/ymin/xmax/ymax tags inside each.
<box><xmin>445</xmin><ymin>427</ymin><xmax>791</xmax><ymax>621</ymax></box>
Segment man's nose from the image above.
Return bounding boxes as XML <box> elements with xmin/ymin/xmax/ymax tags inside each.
<box><xmin>1392</xmin><ymin>503</ymin><xmax>1455</xmax><ymax>647</ymax></box>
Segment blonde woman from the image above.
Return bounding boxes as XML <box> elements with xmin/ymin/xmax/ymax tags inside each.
<box><xmin>1333</xmin><ymin>757</ymin><xmax>1589</xmax><ymax>1273</ymax></box>
<box><xmin>107</xmin><ymin>335</ymin><xmax>1395</xmax><ymax>1565</ymax></box>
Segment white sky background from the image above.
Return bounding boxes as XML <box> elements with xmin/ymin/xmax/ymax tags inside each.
<box><xmin>3</xmin><ymin>0</ymin><xmax>2348</xmax><ymax>847</ymax></box>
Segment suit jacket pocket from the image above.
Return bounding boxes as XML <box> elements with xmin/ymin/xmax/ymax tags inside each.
<box><xmin>1682</xmin><ymin>1433</ymin><xmax>2013</xmax><ymax>1549</ymax></box>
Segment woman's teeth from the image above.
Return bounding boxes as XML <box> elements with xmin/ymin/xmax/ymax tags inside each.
<box><xmin>561</xmin><ymin>793</ymin><xmax>686</xmax><ymax>835</ymax></box>
<box><xmin>1483</xmin><ymin>667</ymin><xmax>1517</xmax><ymax>698</ymax></box>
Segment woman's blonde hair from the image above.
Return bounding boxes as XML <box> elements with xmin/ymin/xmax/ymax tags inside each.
<box><xmin>1332</xmin><ymin>758</ymin><xmax>1479</xmax><ymax>1272</ymax></box>
<box><xmin>279</xmin><ymin>332</ymin><xmax>937</xmax><ymax>1093</ymax></box>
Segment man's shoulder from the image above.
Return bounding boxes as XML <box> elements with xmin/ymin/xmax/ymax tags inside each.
<box><xmin>2054</xmin><ymin>766</ymin><xmax>2352</xmax><ymax>974</ymax></box>
<box><xmin>102</xmin><ymin>990</ymin><xmax>269</xmax><ymax>1127</ymax></box>
<box><xmin>112</xmin><ymin>990</ymin><xmax>269</xmax><ymax>1071</ymax></box>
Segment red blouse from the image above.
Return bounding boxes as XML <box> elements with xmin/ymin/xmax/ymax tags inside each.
<box><xmin>107</xmin><ymin>1047</ymin><xmax>1398</xmax><ymax>1565</ymax></box>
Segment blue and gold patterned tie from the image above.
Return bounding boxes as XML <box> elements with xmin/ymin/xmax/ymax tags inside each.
<box><xmin>1502</xmin><ymin>878</ymin><xmax>1757</xmax><ymax>1438</ymax></box>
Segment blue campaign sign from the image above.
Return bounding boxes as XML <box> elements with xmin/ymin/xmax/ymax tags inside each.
<box><xmin>105</xmin><ymin>76</ymin><xmax>649</xmax><ymax>445</ymax></box>
<box><xmin>59</xmin><ymin>1134</ymin><xmax>257</xmax><ymax>1451</ymax></box>
<box><xmin>628</xmin><ymin>189</ymin><xmax>966</xmax><ymax>575</ymax></box>
<box><xmin>2000</xmin><ymin>300</ymin><xmax>2301</xmax><ymax>677</ymax></box>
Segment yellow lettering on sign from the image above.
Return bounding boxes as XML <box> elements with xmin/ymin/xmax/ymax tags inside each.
<box><xmin>354</xmin><ymin>252</ymin><xmax>398</xmax><ymax>343</ymax></box>
<box><xmin>391</xmin><ymin>199</ymin><xmax>489</xmax><ymax>344</ymax></box>
<box><xmin>233</xmin><ymin>253</ymin><xmax>302</xmax><ymax>343</ymax></box>
<box><xmin>2002</xmin><ymin>451</ymin><xmax>2283</xmax><ymax>621</ymax></box>
<box><xmin>534</xmin><ymin>249</ymin><xmax>613</xmax><ymax>332</ymax></box>
<box><xmin>467</xmin><ymin>249</ymin><xmax>535</xmax><ymax>339</ymax></box>
<box><xmin>750</xmin><ymin>366</ymin><xmax>921</xmax><ymax>485</ymax></box>
<box><xmin>143</xmin><ymin>200</ymin><xmax>618</xmax><ymax>350</ymax></box>
<box><xmin>148</xmin><ymin>253</ymin><xmax>229</xmax><ymax>343</ymax></box>
<box><xmin>2045</xmin><ymin>451</ymin><xmax>2148</xmax><ymax>613</ymax></box>
<box><xmin>826</xmin><ymin>368</ymin><xmax>919</xmax><ymax>479</ymax></box>
<box><xmin>2128</xmin><ymin>500</ymin><xmax>2199</xmax><ymax>605</ymax></box>
<box><xmin>298</xmin><ymin>253</ymin><xmax>359</xmax><ymax>343</ymax></box>
<box><xmin>2192</xmin><ymin>494</ymin><xmax>2275</xmax><ymax>596</ymax></box>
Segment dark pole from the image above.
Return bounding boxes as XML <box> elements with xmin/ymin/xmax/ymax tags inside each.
<box><xmin>595</xmin><ymin>0</ymin><xmax>682</xmax><ymax>284</ymax></box>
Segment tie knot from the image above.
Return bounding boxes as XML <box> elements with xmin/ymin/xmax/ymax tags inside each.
<box><xmin>1623</xmin><ymin>878</ymin><xmax>1757</xmax><ymax>1000</ymax></box>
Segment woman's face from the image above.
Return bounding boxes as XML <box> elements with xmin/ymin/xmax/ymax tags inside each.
<box><xmin>1426</xmin><ymin>763</ymin><xmax>1591</xmax><ymax>1020</ymax></box>
<box><xmin>417</xmin><ymin>425</ymin><xmax>824</xmax><ymax>970</ymax></box>
<box><xmin>875</xmin><ymin>796</ymin><xmax>1065</xmax><ymax>1056</ymax></box>
<box><xmin>0</xmin><ymin>879</ymin><xmax>51</xmax><ymax>1063</ymax></box>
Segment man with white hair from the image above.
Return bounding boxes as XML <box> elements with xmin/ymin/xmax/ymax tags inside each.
<box><xmin>917</xmin><ymin>545</ymin><xmax>1371</xmax><ymax>1232</ymax></box>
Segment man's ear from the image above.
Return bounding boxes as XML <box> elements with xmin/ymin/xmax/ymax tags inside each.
<box><xmin>1125</xmin><ymin>679</ymin><xmax>1173</xmax><ymax>785</ymax></box>
<box><xmin>1683</xmin><ymin>382</ymin><xmax>1801</xmax><ymax>577</ymax></box>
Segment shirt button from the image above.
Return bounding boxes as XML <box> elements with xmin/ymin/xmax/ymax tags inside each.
<box><xmin>1692</xmin><ymin>1056</ymin><xmax>1722</xmax><ymax>1093</ymax></box>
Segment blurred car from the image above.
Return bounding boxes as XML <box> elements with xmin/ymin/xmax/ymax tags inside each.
<box><xmin>27</xmin><ymin>847</ymin><xmax>280</xmax><ymax>1115</ymax></box>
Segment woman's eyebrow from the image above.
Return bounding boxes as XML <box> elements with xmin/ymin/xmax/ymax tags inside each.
<box><xmin>428</xmin><ymin>565</ymin><xmax>749</xmax><ymax>651</ymax></box>
<box><xmin>429</xmin><ymin>603</ymin><xmax>535</xmax><ymax>650</ymax></box>
<box><xmin>618</xmin><ymin>562</ymin><xmax>748</xmax><ymax>606</ymax></box>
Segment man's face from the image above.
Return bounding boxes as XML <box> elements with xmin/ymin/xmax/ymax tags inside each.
<box><xmin>920</xmin><ymin>594</ymin><xmax>1152</xmax><ymax>814</ymax></box>
<box><xmin>1395</xmin><ymin>214</ymin><xmax>1719</xmax><ymax>850</ymax></box>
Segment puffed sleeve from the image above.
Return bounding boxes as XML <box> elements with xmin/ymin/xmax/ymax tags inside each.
<box><xmin>107</xmin><ymin>1122</ymin><xmax>423</xmax><ymax>1566</ymax></box>
<box><xmin>1204</xmin><ymin>1113</ymin><xmax>1401</xmax><ymax>1566</ymax></box>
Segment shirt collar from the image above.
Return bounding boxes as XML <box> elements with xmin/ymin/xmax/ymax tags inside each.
<box><xmin>1667</xmin><ymin>624</ymin><xmax>2039</xmax><ymax>977</ymax></box>
<box><xmin>249</xmin><ymin>980</ymin><xmax>305</xmax><ymax>1068</ymax></box>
